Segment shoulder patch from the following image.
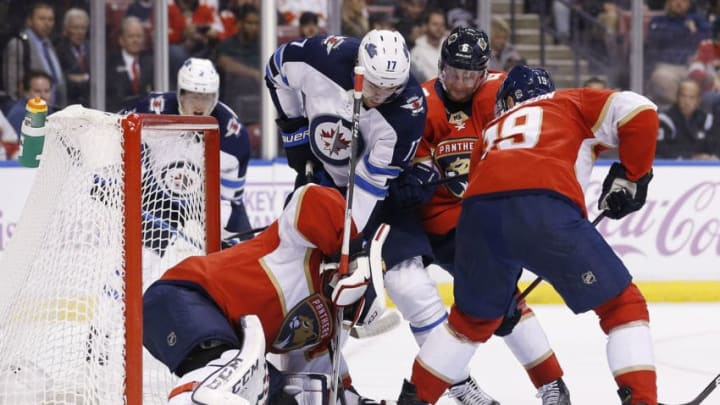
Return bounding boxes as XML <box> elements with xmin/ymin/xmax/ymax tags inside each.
<box><xmin>272</xmin><ymin>293</ymin><xmax>333</xmax><ymax>352</ymax></box>
<box><xmin>322</xmin><ymin>35</ymin><xmax>346</xmax><ymax>55</ymax></box>
<box><xmin>150</xmin><ymin>96</ymin><xmax>165</xmax><ymax>114</ymax></box>
<box><xmin>401</xmin><ymin>95</ymin><xmax>425</xmax><ymax>116</ymax></box>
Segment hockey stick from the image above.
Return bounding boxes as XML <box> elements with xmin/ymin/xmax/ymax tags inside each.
<box><xmin>349</xmin><ymin>309</ymin><xmax>403</xmax><ymax>338</ymax></box>
<box><xmin>224</xmin><ymin>226</ymin><xmax>269</xmax><ymax>241</ymax></box>
<box><xmin>516</xmin><ymin>211</ymin><xmax>607</xmax><ymax>302</ymax></box>
<box><xmin>659</xmin><ymin>373</ymin><xmax>720</xmax><ymax>405</ymax></box>
<box><xmin>329</xmin><ymin>65</ymin><xmax>365</xmax><ymax>405</ymax></box>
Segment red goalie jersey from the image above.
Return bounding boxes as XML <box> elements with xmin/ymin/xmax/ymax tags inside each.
<box><xmin>160</xmin><ymin>184</ymin><xmax>357</xmax><ymax>355</ymax></box>
<box><xmin>417</xmin><ymin>71</ymin><xmax>506</xmax><ymax>235</ymax></box>
<box><xmin>466</xmin><ymin>88</ymin><xmax>658</xmax><ymax>215</ymax></box>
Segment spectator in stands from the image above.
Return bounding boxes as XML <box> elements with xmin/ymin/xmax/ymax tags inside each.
<box><xmin>126</xmin><ymin>0</ymin><xmax>153</xmax><ymax>24</ymax></box>
<box><xmin>56</xmin><ymin>8</ymin><xmax>90</xmax><ymax>106</ymax></box>
<box><xmin>106</xmin><ymin>16</ymin><xmax>153</xmax><ymax>113</ymax></box>
<box><xmin>488</xmin><ymin>15</ymin><xmax>525</xmax><ymax>72</ymax></box>
<box><xmin>6</xmin><ymin>70</ymin><xmax>52</xmax><ymax>136</ymax></box>
<box><xmin>2</xmin><ymin>2</ymin><xmax>66</xmax><ymax>108</ymax></box>
<box><xmin>341</xmin><ymin>0</ymin><xmax>369</xmax><ymax>39</ymax></box>
<box><xmin>369</xmin><ymin>12</ymin><xmax>397</xmax><ymax>30</ymax></box>
<box><xmin>657</xmin><ymin>79</ymin><xmax>720</xmax><ymax>159</ymax></box>
<box><xmin>394</xmin><ymin>0</ymin><xmax>426</xmax><ymax>47</ymax></box>
<box><xmin>410</xmin><ymin>9</ymin><xmax>447</xmax><ymax>83</ymax></box>
<box><xmin>277</xmin><ymin>0</ymin><xmax>327</xmax><ymax>28</ymax></box>
<box><xmin>216</xmin><ymin>4</ymin><xmax>261</xmax><ymax>125</ymax></box>
<box><xmin>0</xmin><ymin>110</ymin><xmax>18</xmax><ymax>160</ymax></box>
<box><xmin>646</xmin><ymin>0</ymin><xmax>710</xmax><ymax>105</ymax></box>
<box><xmin>299</xmin><ymin>11</ymin><xmax>321</xmax><ymax>38</ymax></box>
<box><xmin>688</xmin><ymin>18</ymin><xmax>720</xmax><ymax>110</ymax></box>
<box><xmin>168</xmin><ymin>0</ymin><xmax>227</xmax><ymax>87</ymax></box>
<box><xmin>583</xmin><ymin>76</ymin><xmax>609</xmax><ymax>89</ymax></box>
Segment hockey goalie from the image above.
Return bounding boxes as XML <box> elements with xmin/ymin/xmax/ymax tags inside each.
<box><xmin>143</xmin><ymin>184</ymin><xmax>389</xmax><ymax>405</ymax></box>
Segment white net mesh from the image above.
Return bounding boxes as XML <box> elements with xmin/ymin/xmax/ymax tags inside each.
<box><xmin>0</xmin><ymin>105</ymin><xmax>216</xmax><ymax>404</ymax></box>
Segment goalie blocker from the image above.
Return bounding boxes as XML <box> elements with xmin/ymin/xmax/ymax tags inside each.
<box><xmin>142</xmin><ymin>184</ymin><xmax>389</xmax><ymax>405</ymax></box>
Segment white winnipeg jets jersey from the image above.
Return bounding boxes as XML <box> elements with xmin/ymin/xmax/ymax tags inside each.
<box><xmin>266</xmin><ymin>35</ymin><xmax>427</xmax><ymax>229</ymax></box>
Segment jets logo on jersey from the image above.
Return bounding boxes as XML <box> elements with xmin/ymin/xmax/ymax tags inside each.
<box><xmin>150</xmin><ymin>96</ymin><xmax>165</xmax><ymax>114</ymax></box>
<box><xmin>159</xmin><ymin>161</ymin><xmax>203</xmax><ymax>197</ymax></box>
<box><xmin>226</xmin><ymin>117</ymin><xmax>242</xmax><ymax>137</ymax></box>
<box><xmin>401</xmin><ymin>95</ymin><xmax>425</xmax><ymax>116</ymax></box>
<box><xmin>309</xmin><ymin>115</ymin><xmax>365</xmax><ymax>166</ymax></box>
<box><xmin>272</xmin><ymin>293</ymin><xmax>333</xmax><ymax>353</ymax></box>
<box><xmin>435</xmin><ymin>138</ymin><xmax>474</xmax><ymax>197</ymax></box>
<box><xmin>322</xmin><ymin>35</ymin><xmax>346</xmax><ymax>55</ymax></box>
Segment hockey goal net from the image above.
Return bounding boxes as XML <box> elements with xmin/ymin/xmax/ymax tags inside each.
<box><xmin>0</xmin><ymin>105</ymin><xmax>220</xmax><ymax>404</ymax></box>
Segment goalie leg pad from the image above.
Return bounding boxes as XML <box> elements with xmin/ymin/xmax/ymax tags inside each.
<box><xmin>143</xmin><ymin>282</ymin><xmax>241</xmax><ymax>374</ymax></box>
<box><xmin>168</xmin><ymin>315</ymin><xmax>269</xmax><ymax>405</ymax></box>
<box><xmin>273</xmin><ymin>373</ymin><xmax>329</xmax><ymax>405</ymax></box>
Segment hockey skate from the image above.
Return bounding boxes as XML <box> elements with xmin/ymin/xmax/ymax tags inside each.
<box><xmin>447</xmin><ymin>376</ymin><xmax>500</xmax><ymax>405</ymax></box>
<box><xmin>617</xmin><ymin>387</ymin><xmax>648</xmax><ymax>405</ymax></box>
<box><xmin>536</xmin><ymin>378</ymin><xmax>570</xmax><ymax>405</ymax></box>
<box><xmin>384</xmin><ymin>379</ymin><xmax>428</xmax><ymax>405</ymax></box>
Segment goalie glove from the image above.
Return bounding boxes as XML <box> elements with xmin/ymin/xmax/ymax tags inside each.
<box><xmin>321</xmin><ymin>224</ymin><xmax>390</xmax><ymax>327</ymax></box>
<box><xmin>598</xmin><ymin>162</ymin><xmax>653</xmax><ymax>220</ymax></box>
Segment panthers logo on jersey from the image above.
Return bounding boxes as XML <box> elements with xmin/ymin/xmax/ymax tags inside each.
<box><xmin>309</xmin><ymin>115</ymin><xmax>365</xmax><ymax>166</ymax></box>
<box><xmin>434</xmin><ymin>138</ymin><xmax>475</xmax><ymax>198</ymax></box>
<box><xmin>272</xmin><ymin>293</ymin><xmax>333</xmax><ymax>352</ymax></box>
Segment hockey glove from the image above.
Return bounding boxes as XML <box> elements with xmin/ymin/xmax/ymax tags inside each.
<box><xmin>277</xmin><ymin>116</ymin><xmax>322</xmax><ymax>180</ymax></box>
<box><xmin>598</xmin><ymin>162</ymin><xmax>653</xmax><ymax>220</ymax></box>
<box><xmin>388</xmin><ymin>163</ymin><xmax>439</xmax><ymax>209</ymax></box>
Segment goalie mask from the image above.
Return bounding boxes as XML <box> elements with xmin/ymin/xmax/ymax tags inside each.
<box><xmin>177</xmin><ymin>57</ymin><xmax>220</xmax><ymax>116</ymax></box>
<box><xmin>322</xmin><ymin>224</ymin><xmax>390</xmax><ymax>327</ymax></box>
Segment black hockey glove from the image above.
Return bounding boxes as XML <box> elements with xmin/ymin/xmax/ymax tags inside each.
<box><xmin>277</xmin><ymin>116</ymin><xmax>321</xmax><ymax>180</ymax></box>
<box><xmin>388</xmin><ymin>163</ymin><xmax>439</xmax><ymax>209</ymax></box>
<box><xmin>598</xmin><ymin>162</ymin><xmax>653</xmax><ymax>220</ymax></box>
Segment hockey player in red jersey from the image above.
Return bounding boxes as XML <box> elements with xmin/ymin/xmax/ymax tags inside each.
<box><xmin>390</xmin><ymin>27</ymin><xmax>570</xmax><ymax>404</ymax></box>
<box><xmin>142</xmin><ymin>184</ymin><xmax>388</xmax><ymax>405</ymax></box>
<box><xmin>394</xmin><ymin>66</ymin><xmax>659</xmax><ymax>405</ymax></box>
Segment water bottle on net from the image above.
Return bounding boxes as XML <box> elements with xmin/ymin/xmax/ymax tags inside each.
<box><xmin>17</xmin><ymin>97</ymin><xmax>48</xmax><ymax>168</ymax></box>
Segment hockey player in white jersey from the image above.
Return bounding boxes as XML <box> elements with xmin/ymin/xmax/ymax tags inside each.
<box><xmin>122</xmin><ymin>58</ymin><xmax>253</xmax><ymax>244</ymax></box>
<box><xmin>265</xmin><ymin>30</ymin><xmax>496</xmax><ymax>404</ymax></box>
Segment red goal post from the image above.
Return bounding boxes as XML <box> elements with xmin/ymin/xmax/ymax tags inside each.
<box><xmin>0</xmin><ymin>106</ymin><xmax>220</xmax><ymax>404</ymax></box>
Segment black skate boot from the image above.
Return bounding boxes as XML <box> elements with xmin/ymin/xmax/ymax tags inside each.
<box><xmin>447</xmin><ymin>376</ymin><xmax>500</xmax><ymax>405</ymax></box>
<box><xmin>384</xmin><ymin>379</ymin><xmax>428</xmax><ymax>405</ymax></box>
<box><xmin>536</xmin><ymin>378</ymin><xmax>571</xmax><ymax>405</ymax></box>
<box><xmin>617</xmin><ymin>387</ymin><xmax>649</xmax><ymax>405</ymax></box>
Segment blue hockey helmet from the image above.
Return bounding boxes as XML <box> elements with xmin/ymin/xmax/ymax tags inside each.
<box><xmin>495</xmin><ymin>65</ymin><xmax>555</xmax><ymax>115</ymax></box>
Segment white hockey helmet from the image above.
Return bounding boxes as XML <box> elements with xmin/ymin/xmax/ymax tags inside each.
<box><xmin>357</xmin><ymin>29</ymin><xmax>410</xmax><ymax>97</ymax></box>
<box><xmin>177</xmin><ymin>57</ymin><xmax>220</xmax><ymax>116</ymax></box>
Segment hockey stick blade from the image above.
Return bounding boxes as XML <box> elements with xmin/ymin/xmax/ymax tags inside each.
<box><xmin>349</xmin><ymin>310</ymin><xmax>402</xmax><ymax>339</ymax></box>
<box><xmin>659</xmin><ymin>373</ymin><xmax>720</xmax><ymax>405</ymax></box>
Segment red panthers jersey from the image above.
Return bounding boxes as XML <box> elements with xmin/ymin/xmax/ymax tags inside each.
<box><xmin>466</xmin><ymin>88</ymin><xmax>658</xmax><ymax>215</ymax></box>
<box><xmin>417</xmin><ymin>71</ymin><xmax>506</xmax><ymax>235</ymax></box>
<box><xmin>161</xmin><ymin>185</ymin><xmax>357</xmax><ymax>356</ymax></box>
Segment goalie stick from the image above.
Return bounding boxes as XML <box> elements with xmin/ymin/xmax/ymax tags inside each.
<box><xmin>349</xmin><ymin>309</ymin><xmax>402</xmax><ymax>339</ymax></box>
<box><xmin>658</xmin><ymin>373</ymin><xmax>720</xmax><ymax>405</ymax></box>
<box><xmin>516</xmin><ymin>211</ymin><xmax>607</xmax><ymax>302</ymax></box>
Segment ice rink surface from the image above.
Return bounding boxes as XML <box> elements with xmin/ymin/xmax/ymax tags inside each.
<box><xmin>344</xmin><ymin>303</ymin><xmax>720</xmax><ymax>405</ymax></box>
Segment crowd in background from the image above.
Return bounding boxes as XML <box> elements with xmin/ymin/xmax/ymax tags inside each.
<box><xmin>0</xmin><ymin>0</ymin><xmax>719</xmax><ymax>160</ymax></box>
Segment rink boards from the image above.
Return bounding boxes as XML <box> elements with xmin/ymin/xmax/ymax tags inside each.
<box><xmin>1</xmin><ymin>159</ymin><xmax>718</xmax><ymax>303</ymax></box>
